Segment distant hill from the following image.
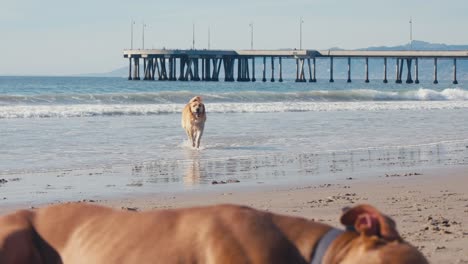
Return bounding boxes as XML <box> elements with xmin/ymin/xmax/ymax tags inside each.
<box><xmin>364</xmin><ymin>40</ymin><xmax>468</xmax><ymax>51</ymax></box>
<box><xmin>76</xmin><ymin>66</ymin><xmax>128</xmax><ymax>78</ymax></box>
<box><xmin>85</xmin><ymin>40</ymin><xmax>468</xmax><ymax>80</ymax></box>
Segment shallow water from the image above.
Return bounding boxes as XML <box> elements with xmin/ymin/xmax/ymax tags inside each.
<box><xmin>1</xmin><ymin>77</ymin><xmax>467</xmax><ymax>205</ymax></box>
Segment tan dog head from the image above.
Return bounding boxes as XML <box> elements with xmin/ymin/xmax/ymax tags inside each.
<box><xmin>329</xmin><ymin>204</ymin><xmax>428</xmax><ymax>264</ymax></box>
<box><xmin>188</xmin><ymin>96</ymin><xmax>205</xmax><ymax>119</ymax></box>
<box><xmin>341</xmin><ymin>204</ymin><xmax>401</xmax><ymax>241</ymax></box>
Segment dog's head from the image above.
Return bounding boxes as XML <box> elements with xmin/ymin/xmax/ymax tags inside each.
<box><xmin>329</xmin><ymin>204</ymin><xmax>428</xmax><ymax>264</ymax></box>
<box><xmin>188</xmin><ymin>96</ymin><xmax>205</xmax><ymax>118</ymax></box>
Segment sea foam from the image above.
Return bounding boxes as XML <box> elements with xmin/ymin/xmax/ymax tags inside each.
<box><xmin>1</xmin><ymin>88</ymin><xmax>468</xmax><ymax>119</ymax></box>
<box><xmin>1</xmin><ymin>101</ymin><xmax>468</xmax><ymax>119</ymax></box>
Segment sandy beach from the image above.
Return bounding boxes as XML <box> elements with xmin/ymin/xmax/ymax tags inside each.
<box><xmin>99</xmin><ymin>166</ymin><xmax>468</xmax><ymax>263</ymax></box>
<box><xmin>2</xmin><ymin>165</ymin><xmax>466</xmax><ymax>263</ymax></box>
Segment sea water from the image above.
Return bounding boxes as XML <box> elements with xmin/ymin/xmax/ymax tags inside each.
<box><xmin>1</xmin><ymin>76</ymin><xmax>467</xmax><ymax>204</ymax></box>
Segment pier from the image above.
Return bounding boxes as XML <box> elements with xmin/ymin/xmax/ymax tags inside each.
<box><xmin>123</xmin><ymin>49</ymin><xmax>468</xmax><ymax>84</ymax></box>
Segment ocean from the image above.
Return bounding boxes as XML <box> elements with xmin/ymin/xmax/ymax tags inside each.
<box><xmin>1</xmin><ymin>76</ymin><xmax>468</xmax><ymax>204</ymax></box>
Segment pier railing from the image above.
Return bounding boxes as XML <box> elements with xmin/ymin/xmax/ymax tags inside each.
<box><xmin>123</xmin><ymin>49</ymin><xmax>468</xmax><ymax>84</ymax></box>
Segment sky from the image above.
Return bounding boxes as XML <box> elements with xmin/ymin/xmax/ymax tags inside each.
<box><xmin>1</xmin><ymin>0</ymin><xmax>468</xmax><ymax>76</ymax></box>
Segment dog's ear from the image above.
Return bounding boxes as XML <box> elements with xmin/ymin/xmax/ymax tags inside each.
<box><xmin>201</xmin><ymin>104</ymin><xmax>206</xmax><ymax>115</ymax></box>
<box><xmin>189</xmin><ymin>96</ymin><xmax>202</xmax><ymax>103</ymax></box>
<box><xmin>340</xmin><ymin>204</ymin><xmax>401</xmax><ymax>241</ymax></box>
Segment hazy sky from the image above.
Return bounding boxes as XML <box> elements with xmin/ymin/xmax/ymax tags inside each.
<box><xmin>1</xmin><ymin>0</ymin><xmax>467</xmax><ymax>75</ymax></box>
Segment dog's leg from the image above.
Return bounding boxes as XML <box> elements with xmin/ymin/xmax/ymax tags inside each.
<box><xmin>185</xmin><ymin>129</ymin><xmax>194</xmax><ymax>147</ymax></box>
<box><xmin>190</xmin><ymin>131</ymin><xmax>197</xmax><ymax>148</ymax></box>
<box><xmin>186</xmin><ymin>131</ymin><xmax>192</xmax><ymax>145</ymax></box>
<box><xmin>194</xmin><ymin>129</ymin><xmax>204</xmax><ymax>149</ymax></box>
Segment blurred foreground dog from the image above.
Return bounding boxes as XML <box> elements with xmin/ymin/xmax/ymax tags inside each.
<box><xmin>0</xmin><ymin>203</ymin><xmax>427</xmax><ymax>263</ymax></box>
<box><xmin>181</xmin><ymin>96</ymin><xmax>206</xmax><ymax>148</ymax></box>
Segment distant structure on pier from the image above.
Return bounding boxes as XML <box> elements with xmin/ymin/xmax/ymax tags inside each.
<box><xmin>123</xmin><ymin>49</ymin><xmax>468</xmax><ymax>84</ymax></box>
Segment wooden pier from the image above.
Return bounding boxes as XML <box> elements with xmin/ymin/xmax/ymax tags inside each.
<box><xmin>123</xmin><ymin>49</ymin><xmax>468</xmax><ymax>84</ymax></box>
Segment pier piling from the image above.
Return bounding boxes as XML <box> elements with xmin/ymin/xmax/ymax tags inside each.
<box><xmin>453</xmin><ymin>58</ymin><xmax>458</xmax><ymax>85</ymax></box>
<box><xmin>133</xmin><ymin>57</ymin><xmax>140</xmax><ymax>80</ymax></box>
<box><xmin>398</xmin><ymin>59</ymin><xmax>404</xmax><ymax>83</ymax></box>
<box><xmin>383</xmin><ymin>58</ymin><xmax>388</xmax><ymax>83</ymax></box>
<box><xmin>168</xmin><ymin>58</ymin><xmax>173</xmax><ymax>81</ymax></box>
<box><xmin>307</xmin><ymin>58</ymin><xmax>312</xmax><ymax>82</ymax></box>
<box><xmin>295</xmin><ymin>59</ymin><xmax>299</xmax><ymax>82</ymax></box>
<box><xmin>311</xmin><ymin>58</ymin><xmax>317</xmax><ymax>82</ymax></box>
<box><xmin>365</xmin><ymin>57</ymin><xmax>369</xmax><ymax>83</ymax></box>
<box><xmin>414</xmin><ymin>58</ymin><xmax>419</xmax><ymax>84</ymax></box>
<box><xmin>124</xmin><ymin>49</ymin><xmax>467</xmax><ymax>84</ymax></box>
<box><xmin>128</xmin><ymin>58</ymin><xmax>132</xmax><ymax>80</ymax></box>
<box><xmin>406</xmin><ymin>59</ymin><xmax>413</xmax><ymax>84</ymax></box>
<box><xmin>270</xmin><ymin>57</ymin><xmax>275</xmax><ymax>82</ymax></box>
<box><xmin>347</xmin><ymin>57</ymin><xmax>351</xmax><ymax>83</ymax></box>
<box><xmin>252</xmin><ymin>58</ymin><xmax>256</xmax><ymax>82</ymax></box>
<box><xmin>395</xmin><ymin>59</ymin><xmax>401</xmax><ymax>84</ymax></box>
<box><xmin>278</xmin><ymin>57</ymin><xmax>283</xmax><ymax>82</ymax></box>
<box><xmin>262</xmin><ymin>57</ymin><xmax>266</xmax><ymax>82</ymax></box>
<box><xmin>172</xmin><ymin>58</ymin><xmax>177</xmax><ymax>81</ymax></box>
<box><xmin>295</xmin><ymin>58</ymin><xmax>306</xmax><ymax>82</ymax></box>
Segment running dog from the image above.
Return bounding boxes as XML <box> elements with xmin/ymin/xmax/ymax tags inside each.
<box><xmin>181</xmin><ymin>96</ymin><xmax>206</xmax><ymax>148</ymax></box>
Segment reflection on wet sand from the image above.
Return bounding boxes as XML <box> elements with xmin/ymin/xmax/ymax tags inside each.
<box><xmin>183</xmin><ymin>150</ymin><xmax>205</xmax><ymax>187</ymax></box>
<box><xmin>128</xmin><ymin>141</ymin><xmax>468</xmax><ymax>188</ymax></box>
<box><xmin>1</xmin><ymin>140</ymin><xmax>467</xmax><ymax>206</ymax></box>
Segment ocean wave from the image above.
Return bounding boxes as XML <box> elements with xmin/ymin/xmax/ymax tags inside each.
<box><xmin>297</xmin><ymin>88</ymin><xmax>468</xmax><ymax>101</ymax></box>
<box><xmin>1</xmin><ymin>88</ymin><xmax>467</xmax><ymax>106</ymax></box>
<box><xmin>2</xmin><ymin>101</ymin><xmax>468</xmax><ymax>119</ymax></box>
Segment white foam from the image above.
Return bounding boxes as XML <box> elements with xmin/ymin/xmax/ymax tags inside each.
<box><xmin>179</xmin><ymin>140</ymin><xmax>206</xmax><ymax>150</ymax></box>
<box><xmin>2</xmin><ymin>88</ymin><xmax>468</xmax><ymax>119</ymax></box>
<box><xmin>1</xmin><ymin>100</ymin><xmax>468</xmax><ymax>119</ymax></box>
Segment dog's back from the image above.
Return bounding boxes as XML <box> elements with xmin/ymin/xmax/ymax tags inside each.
<box><xmin>0</xmin><ymin>203</ymin><xmax>428</xmax><ymax>264</ymax></box>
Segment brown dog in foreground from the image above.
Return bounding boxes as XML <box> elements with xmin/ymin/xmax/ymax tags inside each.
<box><xmin>0</xmin><ymin>203</ymin><xmax>427</xmax><ymax>264</ymax></box>
<box><xmin>181</xmin><ymin>96</ymin><xmax>206</xmax><ymax>149</ymax></box>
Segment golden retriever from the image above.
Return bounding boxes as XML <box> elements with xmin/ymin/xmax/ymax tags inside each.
<box><xmin>181</xmin><ymin>96</ymin><xmax>206</xmax><ymax>148</ymax></box>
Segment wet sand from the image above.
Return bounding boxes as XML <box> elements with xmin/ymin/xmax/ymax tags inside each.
<box><xmin>1</xmin><ymin>166</ymin><xmax>466</xmax><ymax>263</ymax></box>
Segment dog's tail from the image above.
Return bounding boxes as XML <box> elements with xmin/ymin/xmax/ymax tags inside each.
<box><xmin>189</xmin><ymin>96</ymin><xmax>202</xmax><ymax>103</ymax></box>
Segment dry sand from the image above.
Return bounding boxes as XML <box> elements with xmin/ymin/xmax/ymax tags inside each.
<box><xmin>1</xmin><ymin>166</ymin><xmax>467</xmax><ymax>263</ymax></box>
